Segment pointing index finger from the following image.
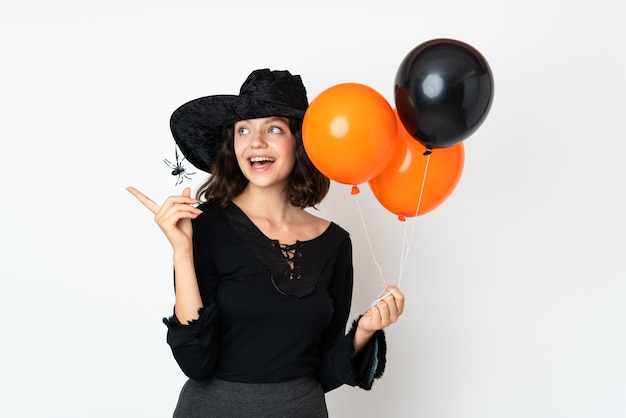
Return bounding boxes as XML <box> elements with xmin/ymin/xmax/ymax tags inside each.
<box><xmin>126</xmin><ymin>186</ymin><xmax>160</xmax><ymax>214</ymax></box>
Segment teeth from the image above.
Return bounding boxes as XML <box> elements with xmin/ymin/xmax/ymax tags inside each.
<box><xmin>250</xmin><ymin>157</ymin><xmax>275</xmax><ymax>163</ymax></box>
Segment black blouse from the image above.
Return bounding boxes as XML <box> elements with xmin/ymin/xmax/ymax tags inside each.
<box><xmin>163</xmin><ymin>201</ymin><xmax>386</xmax><ymax>392</ymax></box>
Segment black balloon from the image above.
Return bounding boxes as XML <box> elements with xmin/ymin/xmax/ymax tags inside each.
<box><xmin>394</xmin><ymin>38</ymin><xmax>494</xmax><ymax>148</ymax></box>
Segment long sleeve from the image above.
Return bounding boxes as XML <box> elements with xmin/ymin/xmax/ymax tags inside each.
<box><xmin>162</xmin><ymin>202</ymin><xmax>221</xmax><ymax>381</ymax></box>
<box><xmin>315</xmin><ymin>237</ymin><xmax>387</xmax><ymax>392</ymax></box>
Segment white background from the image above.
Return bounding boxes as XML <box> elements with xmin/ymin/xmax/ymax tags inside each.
<box><xmin>1</xmin><ymin>1</ymin><xmax>625</xmax><ymax>417</ymax></box>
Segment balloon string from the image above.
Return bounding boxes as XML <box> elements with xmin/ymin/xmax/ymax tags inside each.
<box><xmin>355</xmin><ymin>194</ymin><xmax>385</xmax><ymax>284</ymax></box>
<box><xmin>355</xmin><ymin>193</ymin><xmax>393</xmax><ymax>310</ymax></box>
<box><xmin>357</xmin><ymin>150</ymin><xmax>431</xmax><ymax>310</ymax></box>
<box><xmin>398</xmin><ymin>152</ymin><xmax>431</xmax><ymax>286</ymax></box>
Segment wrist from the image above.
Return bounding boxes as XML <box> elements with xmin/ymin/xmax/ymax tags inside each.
<box><xmin>352</xmin><ymin>317</ymin><xmax>376</xmax><ymax>356</ymax></box>
<box><xmin>357</xmin><ymin>314</ymin><xmax>378</xmax><ymax>335</ymax></box>
<box><xmin>172</xmin><ymin>248</ymin><xmax>193</xmax><ymax>263</ymax></box>
<box><xmin>356</xmin><ymin>322</ymin><xmax>376</xmax><ymax>338</ymax></box>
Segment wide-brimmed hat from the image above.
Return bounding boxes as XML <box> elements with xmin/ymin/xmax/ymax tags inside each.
<box><xmin>170</xmin><ymin>69</ymin><xmax>309</xmax><ymax>173</ymax></box>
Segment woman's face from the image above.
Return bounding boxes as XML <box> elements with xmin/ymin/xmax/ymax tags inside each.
<box><xmin>233</xmin><ymin>116</ymin><xmax>296</xmax><ymax>189</ymax></box>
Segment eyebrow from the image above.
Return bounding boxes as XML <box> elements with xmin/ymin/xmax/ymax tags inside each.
<box><xmin>238</xmin><ymin>116</ymin><xmax>288</xmax><ymax>122</ymax></box>
<box><xmin>265</xmin><ymin>116</ymin><xmax>290</xmax><ymax>124</ymax></box>
<box><xmin>235</xmin><ymin>116</ymin><xmax>290</xmax><ymax>127</ymax></box>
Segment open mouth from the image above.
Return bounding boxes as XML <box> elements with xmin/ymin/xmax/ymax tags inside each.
<box><xmin>249</xmin><ymin>156</ymin><xmax>276</xmax><ymax>168</ymax></box>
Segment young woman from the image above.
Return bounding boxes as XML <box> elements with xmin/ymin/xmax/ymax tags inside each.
<box><xmin>127</xmin><ymin>69</ymin><xmax>404</xmax><ymax>417</ymax></box>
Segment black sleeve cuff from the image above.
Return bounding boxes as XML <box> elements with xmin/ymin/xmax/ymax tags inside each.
<box><xmin>346</xmin><ymin>316</ymin><xmax>387</xmax><ymax>390</ymax></box>
<box><xmin>319</xmin><ymin>316</ymin><xmax>387</xmax><ymax>392</ymax></box>
<box><xmin>162</xmin><ymin>304</ymin><xmax>219</xmax><ymax>381</ymax></box>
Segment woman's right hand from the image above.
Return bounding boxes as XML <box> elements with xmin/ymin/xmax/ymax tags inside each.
<box><xmin>126</xmin><ymin>186</ymin><xmax>203</xmax><ymax>252</ymax></box>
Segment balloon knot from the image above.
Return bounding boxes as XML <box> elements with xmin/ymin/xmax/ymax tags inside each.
<box><xmin>351</xmin><ymin>185</ymin><xmax>360</xmax><ymax>195</ymax></box>
<box><xmin>423</xmin><ymin>145</ymin><xmax>433</xmax><ymax>156</ymax></box>
<box><xmin>398</xmin><ymin>215</ymin><xmax>406</xmax><ymax>222</ymax></box>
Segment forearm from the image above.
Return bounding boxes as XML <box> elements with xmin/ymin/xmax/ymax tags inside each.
<box><xmin>352</xmin><ymin>325</ymin><xmax>375</xmax><ymax>357</ymax></box>
<box><xmin>172</xmin><ymin>249</ymin><xmax>203</xmax><ymax>324</ymax></box>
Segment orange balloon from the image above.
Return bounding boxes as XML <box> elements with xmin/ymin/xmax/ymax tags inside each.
<box><xmin>302</xmin><ymin>83</ymin><xmax>398</xmax><ymax>185</ymax></box>
<box><xmin>368</xmin><ymin>110</ymin><xmax>465</xmax><ymax>218</ymax></box>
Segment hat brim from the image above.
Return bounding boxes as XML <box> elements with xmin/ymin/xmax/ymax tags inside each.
<box><xmin>170</xmin><ymin>95</ymin><xmax>306</xmax><ymax>173</ymax></box>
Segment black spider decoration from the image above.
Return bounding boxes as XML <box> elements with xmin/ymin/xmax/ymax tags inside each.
<box><xmin>164</xmin><ymin>148</ymin><xmax>196</xmax><ymax>186</ymax></box>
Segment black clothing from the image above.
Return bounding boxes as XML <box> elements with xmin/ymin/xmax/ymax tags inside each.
<box><xmin>163</xmin><ymin>201</ymin><xmax>385</xmax><ymax>392</ymax></box>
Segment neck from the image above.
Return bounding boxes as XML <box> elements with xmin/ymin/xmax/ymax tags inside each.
<box><xmin>232</xmin><ymin>184</ymin><xmax>297</xmax><ymax>223</ymax></box>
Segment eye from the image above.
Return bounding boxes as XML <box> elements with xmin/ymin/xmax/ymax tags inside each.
<box><xmin>268</xmin><ymin>126</ymin><xmax>284</xmax><ymax>134</ymax></box>
<box><xmin>238</xmin><ymin>127</ymin><xmax>250</xmax><ymax>135</ymax></box>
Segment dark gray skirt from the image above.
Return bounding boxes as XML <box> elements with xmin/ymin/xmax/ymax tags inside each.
<box><xmin>173</xmin><ymin>375</ymin><xmax>328</xmax><ymax>417</ymax></box>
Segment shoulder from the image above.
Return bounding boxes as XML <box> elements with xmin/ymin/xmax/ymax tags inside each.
<box><xmin>195</xmin><ymin>201</ymin><xmax>221</xmax><ymax>218</ymax></box>
<box><xmin>192</xmin><ymin>201</ymin><xmax>228</xmax><ymax>231</ymax></box>
<box><xmin>300</xmin><ymin>210</ymin><xmax>351</xmax><ymax>241</ymax></box>
<box><xmin>196</xmin><ymin>200</ymin><xmax>219</xmax><ymax>211</ymax></box>
<box><xmin>304</xmin><ymin>210</ymin><xmax>350</xmax><ymax>239</ymax></box>
<box><xmin>301</xmin><ymin>210</ymin><xmax>333</xmax><ymax>238</ymax></box>
<box><xmin>317</xmin><ymin>219</ymin><xmax>351</xmax><ymax>252</ymax></box>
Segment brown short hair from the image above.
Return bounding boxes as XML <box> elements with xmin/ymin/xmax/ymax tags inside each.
<box><xmin>196</xmin><ymin>119</ymin><xmax>330</xmax><ymax>209</ymax></box>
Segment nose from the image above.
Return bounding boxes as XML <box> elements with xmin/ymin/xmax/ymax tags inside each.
<box><xmin>249</xmin><ymin>128</ymin><xmax>268</xmax><ymax>148</ymax></box>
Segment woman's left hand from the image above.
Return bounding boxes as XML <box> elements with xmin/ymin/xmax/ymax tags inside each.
<box><xmin>357</xmin><ymin>285</ymin><xmax>405</xmax><ymax>333</ymax></box>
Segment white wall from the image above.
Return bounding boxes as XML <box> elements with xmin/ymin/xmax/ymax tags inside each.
<box><xmin>1</xmin><ymin>1</ymin><xmax>624</xmax><ymax>417</ymax></box>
